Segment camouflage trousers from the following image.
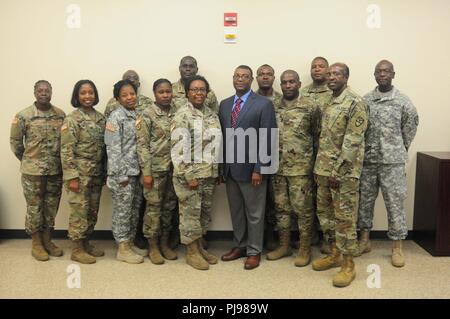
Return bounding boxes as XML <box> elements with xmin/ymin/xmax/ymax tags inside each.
<box><xmin>272</xmin><ymin>175</ymin><xmax>313</xmax><ymax>237</ymax></box>
<box><xmin>265</xmin><ymin>176</ymin><xmax>277</xmax><ymax>228</ymax></box>
<box><xmin>173</xmin><ymin>176</ymin><xmax>216</xmax><ymax>245</ymax></box>
<box><xmin>21</xmin><ymin>174</ymin><xmax>62</xmax><ymax>235</ymax></box>
<box><xmin>66</xmin><ymin>175</ymin><xmax>103</xmax><ymax>240</ymax></box>
<box><xmin>142</xmin><ymin>171</ymin><xmax>178</xmax><ymax>239</ymax></box>
<box><xmin>315</xmin><ymin>175</ymin><xmax>359</xmax><ymax>256</ymax></box>
<box><xmin>358</xmin><ymin>164</ymin><xmax>408</xmax><ymax>240</ymax></box>
<box><xmin>108</xmin><ymin>176</ymin><xmax>143</xmax><ymax>243</ymax></box>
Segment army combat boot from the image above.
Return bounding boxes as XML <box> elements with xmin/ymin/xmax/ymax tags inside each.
<box><xmin>148</xmin><ymin>237</ymin><xmax>164</xmax><ymax>264</ymax></box>
<box><xmin>31</xmin><ymin>232</ymin><xmax>49</xmax><ymax>261</ymax></box>
<box><xmin>266</xmin><ymin>230</ymin><xmax>292</xmax><ymax>260</ymax></box>
<box><xmin>197</xmin><ymin>239</ymin><xmax>218</xmax><ymax>264</ymax></box>
<box><xmin>117</xmin><ymin>240</ymin><xmax>143</xmax><ymax>264</ymax></box>
<box><xmin>294</xmin><ymin>235</ymin><xmax>311</xmax><ymax>267</ymax></box>
<box><xmin>312</xmin><ymin>242</ymin><xmax>342</xmax><ymax>271</ymax></box>
<box><xmin>185</xmin><ymin>240</ymin><xmax>209</xmax><ymax>270</ymax></box>
<box><xmin>41</xmin><ymin>228</ymin><xmax>63</xmax><ymax>257</ymax></box>
<box><xmin>332</xmin><ymin>255</ymin><xmax>356</xmax><ymax>287</ymax></box>
<box><xmin>160</xmin><ymin>233</ymin><xmax>177</xmax><ymax>260</ymax></box>
<box><xmin>392</xmin><ymin>240</ymin><xmax>405</xmax><ymax>267</ymax></box>
<box><xmin>129</xmin><ymin>238</ymin><xmax>148</xmax><ymax>257</ymax></box>
<box><xmin>83</xmin><ymin>237</ymin><xmax>104</xmax><ymax>257</ymax></box>
<box><xmin>355</xmin><ymin>229</ymin><xmax>371</xmax><ymax>257</ymax></box>
<box><xmin>71</xmin><ymin>239</ymin><xmax>96</xmax><ymax>264</ymax></box>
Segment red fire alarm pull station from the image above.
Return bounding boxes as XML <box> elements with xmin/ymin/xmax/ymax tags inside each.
<box><xmin>224</xmin><ymin>13</ymin><xmax>238</xmax><ymax>27</ymax></box>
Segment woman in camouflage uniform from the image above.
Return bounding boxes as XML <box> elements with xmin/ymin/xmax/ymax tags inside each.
<box><xmin>171</xmin><ymin>76</ymin><xmax>222</xmax><ymax>270</ymax></box>
<box><xmin>61</xmin><ymin>80</ymin><xmax>106</xmax><ymax>264</ymax></box>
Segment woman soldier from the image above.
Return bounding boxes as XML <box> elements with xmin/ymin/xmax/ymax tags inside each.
<box><xmin>105</xmin><ymin>79</ymin><xmax>147</xmax><ymax>264</ymax></box>
<box><xmin>61</xmin><ymin>80</ymin><xmax>106</xmax><ymax>264</ymax></box>
<box><xmin>136</xmin><ymin>79</ymin><xmax>178</xmax><ymax>264</ymax></box>
<box><xmin>10</xmin><ymin>80</ymin><xmax>65</xmax><ymax>261</ymax></box>
<box><xmin>171</xmin><ymin>75</ymin><xmax>222</xmax><ymax>270</ymax></box>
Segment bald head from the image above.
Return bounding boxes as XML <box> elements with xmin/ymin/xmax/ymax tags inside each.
<box><xmin>375</xmin><ymin>60</ymin><xmax>394</xmax><ymax>72</ymax></box>
<box><xmin>122</xmin><ymin>70</ymin><xmax>140</xmax><ymax>89</ymax></box>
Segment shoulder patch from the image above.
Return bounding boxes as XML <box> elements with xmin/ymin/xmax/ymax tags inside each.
<box><xmin>106</xmin><ymin>122</ymin><xmax>117</xmax><ymax>132</ymax></box>
<box><xmin>355</xmin><ymin>116</ymin><xmax>365</xmax><ymax>127</ymax></box>
<box><xmin>135</xmin><ymin>118</ymin><xmax>142</xmax><ymax>130</ymax></box>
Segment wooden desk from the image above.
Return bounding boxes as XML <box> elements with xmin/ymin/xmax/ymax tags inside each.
<box><xmin>413</xmin><ymin>152</ymin><xmax>450</xmax><ymax>256</ymax></box>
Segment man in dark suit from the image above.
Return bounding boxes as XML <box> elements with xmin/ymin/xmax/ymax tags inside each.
<box><xmin>219</xmin><ymin>65</ymin><xmax>278</xmax><ymax>270</ymax></box>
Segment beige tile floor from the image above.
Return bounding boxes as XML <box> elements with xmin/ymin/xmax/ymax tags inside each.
<box><xmin>0</xmin><ymin>239</ymin><xmax>449</xmax><ymax>299</ymax></box>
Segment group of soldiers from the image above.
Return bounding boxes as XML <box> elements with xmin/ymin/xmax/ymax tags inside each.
<box><xmin>9</xmin><ymin>55</ymin><xmax>418</xmax><ymax>288</ymax></box>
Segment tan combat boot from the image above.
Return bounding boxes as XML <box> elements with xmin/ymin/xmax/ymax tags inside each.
<box><xmin>320</xmin><ymin>241</ymin><xmax>331</xmax><ymax>255</ymax></box>
<box><xmin>160</xmin><ymin>233</ymin><xmax>178</xmax><ymax>260</ymax></box>
<box><xmin>312</xmin><ymin>242</ymin><xmax>342</xmax><ymax>271</ymax></box>
<box><xmin>266</xmin><ymin>230</ymin><xmax>292</xmax><ymax>260</ymax></box>
<box><xmin>31</xmin><ymin>232</ymin><xmax>49</xmax><ymax>261</ymax></box>
<box><xmin>117</xmin><ymin>240</ymin><xmax>144</xmax><ymax>264</ymax></box>
<box><xmin>294</xmin><ymin>236</ymin><xmax>311</xmax><ymax>267</ymax></box>
<box><xmin>354</xmin><ymin>229</ymin><xmax>371</xmax><ymax>257</ymax></box>
<box><xmin>129</xmin><ymin>238</ymin><xmax>148</xmax><ymax>257</ymax></box>
<box><xmin>392</xmin><ymin>240</ymin><xmax>405</xmax><ymax>267</ymax></box>
<box><xmin>83</xmin><ymin>238</ymin><xmax>105</xmax><ymax>257</ymax></box>
<box><xmin>41</xmin><ymin>228</ymin><xmax>63</xmax><ymax>257</ymax></box>
<box><xmin>185</xmin><ymin>239</ymin><xmax>209</xmax><ymax>270</ymax></box>
<box><xmin>333</xmin><ymin>255</ymin><xmax>356</xmax><ymax>287</ymax></box>
<box><xmin>71</xmin><ymin>239</ymin><xmax>96</xmax><ymax>264</ymax></box>
<box><xmin>197</xmin><ymin>239</ymin><xmax>218</xmax><ymax>264</ymax></box>
<box><xmin>148</xmin><ymin>237</ymin><xmax>164</xmax><ymax>264</ymax></box>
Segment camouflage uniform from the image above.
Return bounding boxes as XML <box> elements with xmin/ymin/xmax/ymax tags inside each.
<box><xmin>171</xmin><ymin>103</ymin><xmax>221</xmax><ymax>244</ymax></box>
<box><xmin>172</xmin><ymin>79</ymin><xmax>219</xmax><ymax>113</ymax></box>
<box><xmin>61</xmin><ymin>109</ymin><xmax>106</xmax><ymax>240</ymax></box>
<box><xmin>10</xmin><ymin>104</ymin><xmax>65</xmax><ymax>234</ymax></box>
<box><xmin>314</xmin><ymin>87</ymin><xmax>368</xmax><ymax>256</ymax></box>
<box><xmin>103</xmin><ymin>94</ymin><xmax>153</xmax><ymax>119</ymax></box>
<box><xmin>136</xmin><ymin>102</ymin><xmax>178</xmax><ymax>239</ymax></box>
<box><xmin>358</xmin><ymin>87</ymin><xmax>418</xmax><ymax>240</ymax></box>
<box><xmin>272</xmin><ymin>96</ymin><xmax>315</xmax><ymax>235</ymax></box>
<box><xmin>105</xmin><ymin>105</ymin><xmax>143</xmax><ymax>243</ymax></box>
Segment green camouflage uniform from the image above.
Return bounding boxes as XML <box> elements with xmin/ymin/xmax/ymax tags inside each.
<box><xmin>171</xmin><ymin>103</ymin><xmax>221</xmax><ymax>245</ymax></box>
<box><xmin>313</xmin><ymin>87</ymin><xmax>368</xmax><ymax>256</ymax></box>
<box><xmin>172</xmin><ymin>79</ymin><xmax>219</xmax><ymax>113</ymax></box>
<box><xmin>272</xmin><ymin>96</ymin><xmax>316</xmax><ymax>236</ymax></box>
<box><xmin>103</xmin><ymin>94</ymin><xmax>153</xmax><ymax>119</ymax></box>
<box><xmin>10</xmin><ymin>104</ymin><xmax>66</xmax><ymax>234</ymax></box>
<box><xmin>136</xmin><ymin>102</ymin><xmax>178</xmax><ymax>239</ymax></box>
<box><xmin>61</xmin><ymin>108</ymin><xmax>106</xmax><ymax>240</ymax></box>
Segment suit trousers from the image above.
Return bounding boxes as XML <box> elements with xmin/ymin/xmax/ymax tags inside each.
<box><xmin>226</xmin><ymin>176</ymin><xmax>267</xmax><ymax>256</ymax></box>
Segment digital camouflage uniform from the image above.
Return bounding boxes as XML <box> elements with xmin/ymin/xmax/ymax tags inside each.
<box><xmin>61</xmin><ymin>109</ymin><xmax>106</xmax><ymax>240</ymax></box>
<box><xmin>314</xmin><ymin>87</ymin><xmax>368</xmax><ymax>256</ymax></box>
<box><xmin>136</xmin><ymin>102</ymin><xmax>178</xmax><ymax>239</ymax></box>
<box><xmin>105</xmin><ymin>105</ymin><xmax>143</xmax><ymax>243</ymax></box>
<box><xmin>172</xmin><ymin>79</ymin><xmax>219</xmax><ymax>113</ymax></box>
<box><xmin>272</xmin><ymin>96</ymin><xmax>316</xmax><ymax>236</ymax></box>
<box><xmin>358</xmin><ymin>87</ymin><xmax>418</xmax><ymax>240</ymax></box>
<box><xmin>171</xmin><ymin>103</ymin><xmax>221</xmax><ymax>245</ymax></box>
<box><xmin>10</xmin><ymin>104</ymin><xmax>66</xmax><ymax>234</ymax></box>
<box><xmin>103</xmin><ymin>94</ymin><xmax>153</xmax><ymax>119</ymax></box>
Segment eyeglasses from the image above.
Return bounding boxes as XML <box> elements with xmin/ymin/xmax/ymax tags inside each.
<box><xmin>189</xmin><ymin>88</ymin><xmax>207</xmax><ymax>94</ymax></box>
<box><xmin>233</xmin><ymin>74</ymin><xmax>251</xmax><ymax>81</ymax></box>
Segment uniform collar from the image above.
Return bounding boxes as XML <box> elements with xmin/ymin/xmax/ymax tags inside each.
<box><xmin>370</xmin><ymin>86</ymin><xmax>398</xmax><ymax>101</ymax></box>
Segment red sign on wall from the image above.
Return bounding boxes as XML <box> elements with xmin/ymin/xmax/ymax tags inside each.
<box><xmin>224</xmin><ymin>13</ymin><xmax>238</xmax><ymax>27</ymax></box>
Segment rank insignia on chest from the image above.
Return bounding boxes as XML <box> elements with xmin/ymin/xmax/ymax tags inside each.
<box><xmin>135</xmin><ymin>118</ymin><xmax>142</xmax><ymax>130</ymax></box>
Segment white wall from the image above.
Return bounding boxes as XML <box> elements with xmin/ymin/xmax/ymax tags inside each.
<box><xmin>1</xmin><ymin>0</ymin><xmax>449</xmax><ymax>231</ymax></box>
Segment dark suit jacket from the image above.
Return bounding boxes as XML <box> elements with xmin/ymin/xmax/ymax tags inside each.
<box><xmin>219</xmin><ymin>90</ymin><xmax>277</xmax><ymax>182</ymax></box>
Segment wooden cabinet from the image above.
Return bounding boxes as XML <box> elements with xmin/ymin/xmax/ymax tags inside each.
<box><xmin>413</xmin><ymin>152</ymin><xmax>450</xmax><ymax>256</ymax></box>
